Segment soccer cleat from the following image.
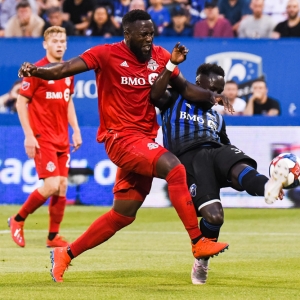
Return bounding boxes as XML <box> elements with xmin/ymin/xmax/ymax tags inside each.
<box><xmin>265</xmin><ymin>160</ymin><xmax>289</xmax><ymax>204</ymax></box>
<box><xmin>8</xmin><ymin>216</ymin><xmax>25</xmax><ymax>247</ymax></box>
<box><xmin>50</xmin><ymin>247</ymin><xmax>71</xmax><ymax>282</ymax></box>
<box><xmin>191</xmin><ymin>258</ymin><xmax>209</xmax><ymax>285</ymax></box>
<box><xmin>47</xmin><ymin>234</ymin><xmax>69</xmax><ymax>248</ymax></box>
<box><xmin>192</xmin><ymin>237</ymin><xmax>228</xmax><ymax>259</ymax></box>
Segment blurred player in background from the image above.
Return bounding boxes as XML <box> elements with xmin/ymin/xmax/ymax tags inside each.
<box><xmin>151</xmin><ymin>62</ymin><xmax>288</xmax><ymax>285</ymax></box>
<box><xmin>18</xmin><ymin>10</ymin><xmax>231</xmax><ymax>283</ymax></box>
<box><xmin>8</xmin><ymin>26</ymin><xmax>82</xmax><ymax>248</ymax></box>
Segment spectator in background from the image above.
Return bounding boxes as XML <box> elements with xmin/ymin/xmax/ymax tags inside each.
<box><xmin>0</xmin><ymin>79</ymin><xmax>21</xmax><ymax>113</ymax></box>
<box><xmin>264</xmin><ymin>0</ymin><xmax>289</xmax><ymax>24</ymax></box>
<box><xmin>37</xmin><ymin>0</ymin><xmax>61</xmax><ymax>20</ymax></box>
<box><xmin>129</xmin><ymin>0</ymin><xmax>147</xmax><ymax>11</ymax></box>
<box><xmin>86</xmin><ymin>5</ymin><xmax>120</xmax><ymax>37</ymax></box>
<box><xmin>127</xmin><ymin>0</ymin><xmax>159</xmax><ymax>35</ymax></box>
<box><xmin>189</xmin><ymin>0</ymin><xmax>206</xmax><ymax>25</ymax></box>
<box><xmin>238</xmin><ymin>0</ymin><xmax>275</xmax><ymax>38</ymax></box>
<box><xmin>5</xmin><ymin>0</ymin><xmax>44</xmax><ymax>37</ymax></box>
<box><xmin>0</xmin><ymin>0</ymin><xmax>38</xmax><ymax>34</ymax></box>
<box><xmin>243</xmin><ymin>79</ymin><xmax>280</xmax><ymax>116</ymax></box>
<box><xmin>43</xmin><ymin>7</ymin><xmax>75</xmax><ymax>36</ymax></box>
<box><xmin>272</xmin><ymin>0</ymin><xmax>300</xmax><ymax>38</ymax></box>
<box><xmin>213</xmin><ymin>80</ymin><xmax>246</xmax><ymax>115</ymax></box>
<box><xmin>147</xmin><ymin>0</ymin><xmax>171</xmax><ymax>34</ymax></box>
<box><xmin>161</xmin><ymin>5</ymin><xmax>193</xmax><ymax>36</ymax></box>
<box><xmin>193</xmin><ymin>0</ymin><xmax>234</xmax><ymax>37</ymax></box>
<box><xmin>62</xmin><ymin>0</ymin><xmax>95</xmax><ymax>35</ymax></box>
<box><xmin>218</xmin><ymin>0</ymin><xmax>252</xmax><ymax>35</ymax></box>
<box><xmin>112</xmin><ymin>0</ymin><xmax>130</xmax><ymax>28</ymax></box>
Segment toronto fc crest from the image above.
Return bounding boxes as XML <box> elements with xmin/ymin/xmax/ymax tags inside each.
<box><xmin>147</xmin><ymin>59</ymin><xmax>159</xmax><ymax>71</ymax></box>
<box><xmin>46</xmin><ymin>161</ymin><xmax>56</xmax><ymax>172</ymax></box>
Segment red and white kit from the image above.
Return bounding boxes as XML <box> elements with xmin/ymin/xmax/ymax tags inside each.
<box><xmin>19</xmin><ymin>57</ymin><xmax>74</xmax><ymax>178</ymax></box>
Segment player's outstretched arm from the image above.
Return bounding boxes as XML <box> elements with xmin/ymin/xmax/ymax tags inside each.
<box><xmin>18</xmin><ymin>57</ymin><xmax>88</xmax><ymax>80</ymax></box>
<box><xmin>150</xmin><ymin>42</ymin><xmax>188</xmax><ymax>105</ymax></box>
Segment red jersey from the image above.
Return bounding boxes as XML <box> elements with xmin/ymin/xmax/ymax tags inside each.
<box><xmin>80</xmin><ymin>41</ymin><xmax>179</xmax><ymax>143</ymax></box>
<box><xmin>19</xmin><ymin>57</ymin><xmax>74</xmax><ymax>151</ymax></box>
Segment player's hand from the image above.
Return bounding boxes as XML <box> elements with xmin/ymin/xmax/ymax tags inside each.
<box><xmin>170</xmin><ymin>42</ymin><xmax>189</xmax><ymax>65</ymax></box>
<box><xmin>18</xmin><ymin>62</ymin><xmax>37</xmax><ymax>78</ymax></box>
<box><xmin>211</xmin><ymin>92</ymin><xmax>234</xmax><ymax>114</ymax></box>
<box><xmin>71</xmin><ymin>130</ymin><xmax>82</xmax><ymax>152</ymax></box>
<box><xmin>24</xmin><ymin>135</ymin><xmax>40</xmax><ymax>158</ymax></box>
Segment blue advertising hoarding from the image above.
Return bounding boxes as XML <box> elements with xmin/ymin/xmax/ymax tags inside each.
<box><xmin>1</xmin><ymin>37</ymin><xmax>300</xmax><ymax>124</ymax></box>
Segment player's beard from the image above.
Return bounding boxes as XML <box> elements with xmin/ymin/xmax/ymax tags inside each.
<box><xmin>129</xmin><ymin>41</ymin><xmax>152</xmax><ymax>63</ymax></box>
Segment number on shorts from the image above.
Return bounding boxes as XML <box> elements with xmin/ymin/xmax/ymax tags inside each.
<box><xmin>231</xmin><ymin>147</ymin><xmax>242</xmax><ymax>154</ymax></box>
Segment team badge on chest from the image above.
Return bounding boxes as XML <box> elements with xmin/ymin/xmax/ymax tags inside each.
<box><xmin>147</xmin><ymin>59</ymin><xmax>159</xmax><ymax>71</ymax></box>
<box><xmin>65</xmin><ymin>77</ymin><xmax>71</xmax><ymax>86</ymax></box>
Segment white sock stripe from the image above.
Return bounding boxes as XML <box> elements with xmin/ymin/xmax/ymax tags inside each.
<box><xmin>198</xmin><ymin>199</ymin><xmax>221</xmax><ymax>211</ymax></box>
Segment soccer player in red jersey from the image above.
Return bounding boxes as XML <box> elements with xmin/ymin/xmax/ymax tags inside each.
<box><xmin>18</xmin><ymin>10</ymin><xmax>230</xmax><ymax>282</ymax></box>
<box><xmin>9</xmin><ymin>26</ymin><xmax>82</xmax><ymax>248</ymax></box>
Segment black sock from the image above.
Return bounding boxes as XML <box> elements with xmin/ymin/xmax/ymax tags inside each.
<box><xmin>67</xmin><ymin>246</ymin><xmax>74</xmax><ymax>259</ymax></box>
<box><xmin>48</xmin><ymin>232</ymin><xmax>58</xmax><ymax>241</ymax></box>
<box><xmin>191</xmin><ymin>235</ymin><xmax>203</xmax><ymax>245</ymax></box>
<box><xmin>238</xmin><ymin>167</ymin><xmax>268</xmax><ymax>196</ymax></box>
<box><xmin>14</xmin><ymin>214</ymin><xmax>25</xmax><ymax>222</ymax></box>
<box><xmin>200</xmin><ymin>218</ymin><xmax>222</xmax><ymax>240</ymax></box>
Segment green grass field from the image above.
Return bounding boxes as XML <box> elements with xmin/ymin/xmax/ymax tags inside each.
<box><xmin>1</xmin><ymin>206</ymin><xmax>300</xmax><ymax>300</ymax></box>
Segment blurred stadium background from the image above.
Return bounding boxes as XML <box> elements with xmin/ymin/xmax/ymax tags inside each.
<box><xmin>1</xmin><ymin>37</ymin><xmax>300</xmax><ymax>208</ymax></box>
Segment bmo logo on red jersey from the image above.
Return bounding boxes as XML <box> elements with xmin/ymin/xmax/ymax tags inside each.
<box><xmin>121</xmin><ymin>73</ymin><xmax>158</xmax><ymax>86</ymax></box>
<box><xmin>45</xmin><ymin>88</ymin><xmax>70</xmax><ymax>102</ymax></box>
<box><xmin>121</xmin><ymin>77</ymin><xmax>146</xmax><ymax>86</ymax></box>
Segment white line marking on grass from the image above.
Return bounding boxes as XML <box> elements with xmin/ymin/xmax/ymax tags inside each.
<box><xmin>1</xmin><ymin>230</ymin><xmax>300</xmax><ymax>236</ymax></box>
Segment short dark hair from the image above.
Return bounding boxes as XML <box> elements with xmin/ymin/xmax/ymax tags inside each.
<box><xmin>196</xmin><ymin>63</ymin><xmax>225</xmax><ymax>77</ymax></box>
<box><xmin>122</xmin><ymin>9</ymin><xmax>151</xmax><ymax>28</ymax></box>
<box><xmin>16</xmin><ymin>0</ymin><xmax>31</xmax><ymax>10</ymax></box>
<box><xmin>225</xmin><ymin>80</ymin><xmax>238</xmax><ymax>85</ymax></box>
<box><xmin>46</xmin><ymin>6</ymin><xmax>62</xmax><ymax>16</ymax></box>
<box><xmin>252</xmin><ymin>78</ymin><xmax>266</xmax><ymax>85</ymax></box>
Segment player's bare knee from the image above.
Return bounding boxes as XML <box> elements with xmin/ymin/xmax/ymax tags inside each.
<box><xmin>43</xmin><ymin>177</ymin><xmax>60</xmax><ymax>195</ymax></box>
<box><xmin>58</xmin><ymin>177</ymin><xmax>68</xmax><ymax>195</ymax></box>
<box><xmin>156</xmin><ymin>152</ymin><xmax>181</xmax><ymax>179</ymax></box>
<box><xmin>207</xmin><ymin>213</ymin><xmax>224</xmax><ymax>225</ymax></box>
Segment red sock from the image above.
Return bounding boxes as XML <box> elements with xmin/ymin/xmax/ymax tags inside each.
<box><xmin>166</xmin><ymin>164</ymin><xmax>201</xmax><ymax>240</ymax></box>
<box><xmin>49</xmin><ymin>195</ymin><xmax>66</xmax><ymax>233</ymax></box>
<box><xmin>70</xmin><ymin>209</ymin><xmax>135</xmax><ymax>258</ymax></box>
<box><xmin>18</xmin><ymin>189</ymin><xmax>47</xmax><ymax>219</ymax></box>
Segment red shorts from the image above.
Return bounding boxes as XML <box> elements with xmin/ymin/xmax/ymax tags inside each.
<box><xmin>104</xmin><ymin>131</ymin><xmax>168</xmax><ymax>201</ymax></box>
<box><xmin>34</xmin><ymin>144</ymin><xmax>70</xmax><ymax>179</ymax></box>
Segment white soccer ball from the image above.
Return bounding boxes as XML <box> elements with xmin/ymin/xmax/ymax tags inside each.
<box><xmin>269</xmin><ymin>153</ymin><xmax>300</xmax><ymax>189</ymax></box>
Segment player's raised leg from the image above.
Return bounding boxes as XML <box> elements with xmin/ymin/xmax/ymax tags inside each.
<box><xmin>155</xmin><ymin>151</ymin><xmax>229</xmax><ymax>259</ymax></box>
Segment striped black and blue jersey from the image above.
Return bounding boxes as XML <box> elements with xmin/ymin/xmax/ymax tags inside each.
<box><xmin>161</xmin><ymin>96</ymin><xmax>231</xmax><ymax>156</ymax></box>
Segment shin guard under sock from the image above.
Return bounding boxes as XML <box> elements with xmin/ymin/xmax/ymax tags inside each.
<box><xmin>69</xmin><ymin>209</ymin><xmax>135</xmax><ymax>258</ymax></box>
<box><xmin>49</xmin><ymin>195</ymin><xmax>66</xmax><ymax>233</ymax></box>
<box><xmin>18</xmin><ymin>189</ymin><xmax>47</xmax><ymax>220</ymax></box>
<box><xmin>200</xmin><ymin>218</ymin><xmax>222</xmax><ymax>240</ymax></box>
<box><xmin>166</xmin><ymin>164</ymin><xmax>201</xmax><ymax>240</ymax></box>
<box><xmin>238</xmin><ymin>166</ymin><xmax>268</xmax><ymax>196</ymax></box>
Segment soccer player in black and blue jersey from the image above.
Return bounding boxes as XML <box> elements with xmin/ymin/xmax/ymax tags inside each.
<box><xmin>151</xmin><ymin>57</ymin><xmax>287</xmax><ymax>285</ymax></box>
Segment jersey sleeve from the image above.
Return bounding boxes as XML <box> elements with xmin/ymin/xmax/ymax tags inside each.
<box><xmin>19</xmin><ymin>77</ymin><xmax>39</xmax><ymax>101</ymax></box>
<box><xmin>160</xmin><ymin>47</ymin><xmax>180</xmax><ymax>78</ymax></box>
<box><xmin>80</xmin><ymin>45</ymin><xmax>110</xmax><ymax>71</ymax></box>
